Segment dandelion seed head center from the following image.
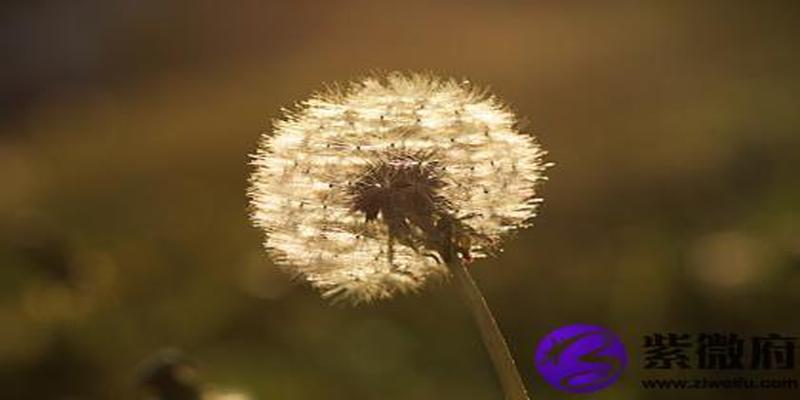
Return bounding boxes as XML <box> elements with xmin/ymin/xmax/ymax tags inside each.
<box><xmin>348</xmin><ymin>151</ymin><xmax>448</xmax><ymax>225</ymax></box>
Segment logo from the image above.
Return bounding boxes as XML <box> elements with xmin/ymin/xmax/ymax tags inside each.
<box><xmin>535</xmin><ymin>324</ymin><xmax>627</xmax><ymax>394</ymax></box>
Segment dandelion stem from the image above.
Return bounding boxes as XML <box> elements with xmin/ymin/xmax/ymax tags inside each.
<box><xmin>447</xmin><ymin>256</ymin><xmax>531</xmax><ymax>400</ymax></box>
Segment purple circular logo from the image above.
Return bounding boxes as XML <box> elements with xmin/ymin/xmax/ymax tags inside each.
<box><xmin>535</xmin><ymin>324</ymin><xmax>627</xmax><ymax>394</ymax></box>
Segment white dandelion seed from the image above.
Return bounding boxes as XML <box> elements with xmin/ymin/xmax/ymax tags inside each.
<box><xmin>248</xmin><ymin>72</ymin><xmax>548</xmax><ymax>304</ymax></box>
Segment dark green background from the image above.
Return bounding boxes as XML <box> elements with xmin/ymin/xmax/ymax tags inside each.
<box><xmin>1</xmin><ymin>1</ymin><xmax>798</xmax><ymax>398</ymax></box>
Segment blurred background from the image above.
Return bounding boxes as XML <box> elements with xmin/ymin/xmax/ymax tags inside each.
<box><xmin>1</xmin><ymin>1</ymin><xmax>799</xmax><ymax>399</ymax></box>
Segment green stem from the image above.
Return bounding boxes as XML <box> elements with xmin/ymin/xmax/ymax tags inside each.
<box><xmin>447</xmin><ymin>257</ymin><xmax>531</xmax><ymax>400</ymax></box>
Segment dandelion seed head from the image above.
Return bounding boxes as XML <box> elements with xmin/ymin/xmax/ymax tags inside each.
<box><xmin>249</xmin><ymin>72</ymin><xmax>548</xmax><ymax>303</ymax></box>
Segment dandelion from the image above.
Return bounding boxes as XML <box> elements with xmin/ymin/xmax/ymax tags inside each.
<box><xmin>249</xmin><ymin>72</ymin><xmax>549</xmax><ymax>400</ymax></box>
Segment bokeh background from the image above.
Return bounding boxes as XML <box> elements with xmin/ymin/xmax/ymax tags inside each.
<box><xmin>1</xmin><ymin>1</ymin><xmax>799</xmax><ymax>399</ymax></box>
